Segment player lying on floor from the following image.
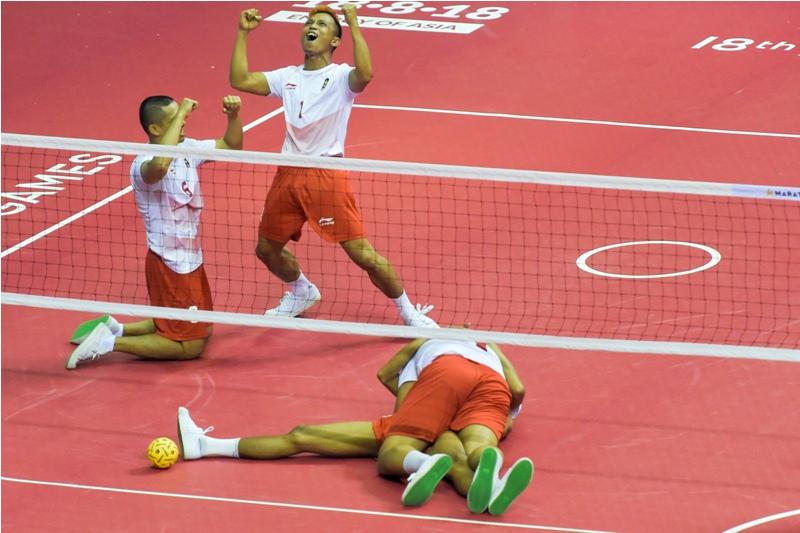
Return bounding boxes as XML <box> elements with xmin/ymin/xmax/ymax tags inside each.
<box><xmin>176</xmin><ymin>336</ymin><xmax>532</xmax><ymax>515</ymax></box>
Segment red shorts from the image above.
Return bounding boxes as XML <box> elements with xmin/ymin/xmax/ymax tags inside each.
<box><xmin>145</xmin><ymin>249</ymin><xmax>213</xmax><ymax>341</ymax></box>
<box><xmin>372</xmin><ymin>355</ymin><xmax>512</xmax><ymax>444</ymax></box>
<box><xmin>258</xmin><ymin>166</ymin><xmax>366</xmax><ymax>244</ymax></box>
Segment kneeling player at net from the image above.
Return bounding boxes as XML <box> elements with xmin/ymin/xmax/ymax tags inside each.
<box><xmin>176</xmin><ymin>336</ymin><xmax>532</xmax><ymax>514</ymax></box>
<box><xmin>66</xmin><ymin>95</ymin><xmax>243</xmax><ymax>369</ymax></box>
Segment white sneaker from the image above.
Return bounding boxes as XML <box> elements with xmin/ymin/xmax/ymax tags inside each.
<box><xmin>401</xmin><ymin>453</ymin><xmax>452</xmax><ymax>507</ymax></box>
<box><xmin>265</xmin><ymin>285</ymin><xmax>321</xmax><ymax>317</ymax></box>
<box><xmin>401</xmin><ymin>303</ymin><xmax>439</xmax><ymax>328</ymax></box>
<box><xmin>66</xmin><ymin>322</ymin><xmax>113</xmax><ymax>369</ymax></box>
<box><xmin>177</xmin><ymin>406</ymin><xmax>214</xmax><ymax>460</ymax></box>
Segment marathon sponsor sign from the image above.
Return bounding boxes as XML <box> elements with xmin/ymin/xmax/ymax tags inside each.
<box><xmin>265</xmin><ymin>10</ymin><xmax>483</xmax><ymax>35</ymax></box>
<box><xmin>732</xmin><ymin>185</ymin><xmax>800</xmax><ymax>201</ymax></box>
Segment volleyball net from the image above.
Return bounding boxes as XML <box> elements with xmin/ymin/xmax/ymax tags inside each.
<box><xmin>2</xmin><ymin>133</ymin><xmax>798</xmax><ymax>359</ymax></box>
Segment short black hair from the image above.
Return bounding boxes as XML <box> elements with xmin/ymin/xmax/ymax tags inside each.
<box><xmin>138</xmin><ymin>95</ymin><xmax>175</xmax><ymax>134</ymax></box>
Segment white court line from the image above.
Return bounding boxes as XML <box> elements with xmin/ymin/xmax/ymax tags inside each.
<box><xmin>0</xmin><ymin>186</ymin><xmax>133</xmax><ymax>259</ymax></box>
<box><xmin>0</xmin><ymin>107</ymin><xmax>284</xmax><ymax>258</ymax></box>
<box><xmin>1</xmin><ymin>476</ymin><xmax>618</xmax><ymax>533</ymax></box>
<box><xmin>722</xmin><ymin>509</ymin><xmax>800</xmax><ymax>533</ymax></box>
<box><xmin>353</xmin><ymin>103</ymin><xmax>800</xmax><ymax>139</ymax></box>
<box><xmin>241</xmin><ymin>106</ymin><xmax>285</xmax><ymax>131</ymax></box>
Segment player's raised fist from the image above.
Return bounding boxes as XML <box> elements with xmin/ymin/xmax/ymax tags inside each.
<box><xmin>178</xmin><ymin>98</ymin><xmax>199</xmax><ymax>116</ymax></box>
<box><xmin>222</xmin><ymin>95</ymin><xmax>241</xmax><ymax>116</ymax></box>
<box><xmin>341</xmin><ymin>3</ymin><xmax>359</xmax><ymax>24</ymax></box>
<box><xmin>239</xmin><ymin>9</ymin><xmax>262</xmax><ymax>32</ymax></box>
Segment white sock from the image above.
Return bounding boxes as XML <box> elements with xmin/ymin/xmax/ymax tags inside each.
<box><xmin>200</xmin><ymin>436</ymin><xmax>241</xmax><ymax>458</ymax></box>
<box><xmin>290</xmin><ymin>272</ymin><xmax>313</xmax><ymax>296</ymax></box>
<box><xmin>402</xmin><ymin>450</ymin><xmax>431</xmax><ymax>474</ymax></box>
<box><xmin>106</xmin><ymin>316</ymin><xmax>123</xmax><ymax>337</ymax></box>
<box><xmin>393</xmin><ymin>291</ymin><xmax>414</xmax><ymax>314</ymax></box>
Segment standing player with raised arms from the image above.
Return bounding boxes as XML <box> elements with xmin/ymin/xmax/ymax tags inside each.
<box><xmin>230</xmin><ymin>4</ymin><xmax>438</xmax><ymax>327</ymax></box>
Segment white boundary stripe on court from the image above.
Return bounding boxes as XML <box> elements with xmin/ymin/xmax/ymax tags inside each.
<box><xmin>0</xmin><ymin>476</ymin><xmax>617</xmax><ymax>533</ymax></box>
<box><xmin>353</xmin><ymin>103</ymin><xmax>800</xmax><ymax>139</ymax></box>
<box><xmin>0</xmin><ymin>186</ymin><xmax>133</xmax><ymax>259</ymax></box>
<box><xmin>0</xmin><ymin>107</ymin><xmax>284</xmax><ymax>258</ymax></box>
<box><xmin>4</xmin><ymin>133</ymin><xmax>799</xmax><ymax>201</ymax></box>
<box><xmin>2</xmin><ymin>293</ymin><xmax>798</xmax><ymax>361</ymax></box>
<box><xmin>240</xmin><ymin>106</ymin><xmax>285</xmax><ymax>131</ymax></box>
<box><xmin>721</xmin><ymin>509</ymin><xmax>800</xmax><ymax>533</ymax></box>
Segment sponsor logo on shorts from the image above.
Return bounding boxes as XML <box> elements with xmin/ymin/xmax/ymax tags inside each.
<box><xmin>318</xmin><ymin>216</ymin><xmax>335</xmax><ymax>227</ymax></box>
<box><xmin>285</xmin><ymin>83</ymin><xmax>297</xmax><ymax>90</ymax></box>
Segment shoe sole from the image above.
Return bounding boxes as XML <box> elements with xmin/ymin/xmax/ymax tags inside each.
<box><xmin>488</xmin><ymin>458</ymin><xmax>534</xmax><ymax>516</ymax></box>
<box><xmin>177</xmin><ymin>410</ymin><xmax>186</xmax><ymax>460</ymax></box>
<box><xmin>177</xmin><ymin>407</ymin><xmax>203</xmax><ymax>460</ymax></box>
<box><xmin>467</xmin><ymin>447</ymin><xmax>501</xmax><ymax>513</ymax></box>
<box><xmin>70</xmin><ymin>316</ymin><xmax>110</xmax><ymax>345</ymax></box>
<box><xmin>401</xmin><ymin>455</ymin><xmax>453</xmax><ymax>507</ymax></box>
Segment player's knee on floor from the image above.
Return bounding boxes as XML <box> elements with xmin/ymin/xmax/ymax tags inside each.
<box><xmin>180</xmin><ymin>339</ymin><xmax>206</xmax><ymax>359</ymax></box>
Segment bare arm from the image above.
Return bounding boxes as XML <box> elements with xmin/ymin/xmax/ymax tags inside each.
<box><xmin>215</xmin><ymin>96</ymin><xmax>243</xmax><ymax>150</ymax></box>
<box><xmin>491</xmin><ymin>343</ymin><xmax>525</xmax><ymax>412</ymax></box>
<box><xmin>230</xmin><ymin>9</ymin><xmax>270</xmax><ymax>96</ymax></box>
<box><xmin>376</xmin><ymin>337</ymin><xmax>427</xmax><ymax>395</ymax></box>
<box><xmin>140</xmin><ymin>98</ymin><xmax>197</xmax><ymax>184</ymax></box>
<box><xmin>342</xmin><ymin>4</ymin><xmax>372</xmax><ymax>93</ymax></box>
<box><xmin>394</xmin><ymin>381</ymin><xmax>415</xmax><ymax>412</ymax></box>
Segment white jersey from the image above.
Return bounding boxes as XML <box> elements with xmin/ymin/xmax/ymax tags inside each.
<box><xmin>130</xmin><ymin>138</ymin><xmax>215</xmax><ymax>274</ymax></box>
<box><xmin>398</xmin><ymin>339</ymin><xmax>506</xmax><ymax>385</ymax></box>
<box><xmin>264</xmin><ymin>63</ymin><xmax>357</xmax><ymax>157</ymax></box>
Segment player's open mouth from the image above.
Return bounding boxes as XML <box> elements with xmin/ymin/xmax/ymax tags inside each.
<box><xmin>306</xmin><ymin>32</ymin><xmax>318</xmax><ymax>41</ymax></box>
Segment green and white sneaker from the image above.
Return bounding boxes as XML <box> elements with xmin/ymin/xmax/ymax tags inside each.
<box><xmin>467</xmin><ymin>447</ymin><xmax>502</xmax><ymax>513</ymax></box>
<box><xmin>401</xmin><ymin>453</ymin><xmax>452</xmax><ymax>507</ymax></box>
<box><xmin>488</xmin><ymin>457</ymin><xmax>534</xmax><ymax>516</ymax></box>
<box><xmin>70</xmin><ymin>315</ymin><xmax>121</xmax><ymax>344</ymax></box>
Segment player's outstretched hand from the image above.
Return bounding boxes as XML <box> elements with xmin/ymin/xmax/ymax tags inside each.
<box><xmin>239</xmin><ymin>9</ymin><xmax>262</xmax><ymax>32</ymax></box>
<box><xmin>342</xmin><ymin>3</ymin><xmax>359</xmax><ymax>25</ymax></box>
<box><xmin>178</xmin><ymin>98</ymin><xmax>198</xmax><ymax>117</ymax></box>
<box><xmin>222</xmin><ymin>95</ymin><xmax>241</xmax><ymax>117</ymax></box>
